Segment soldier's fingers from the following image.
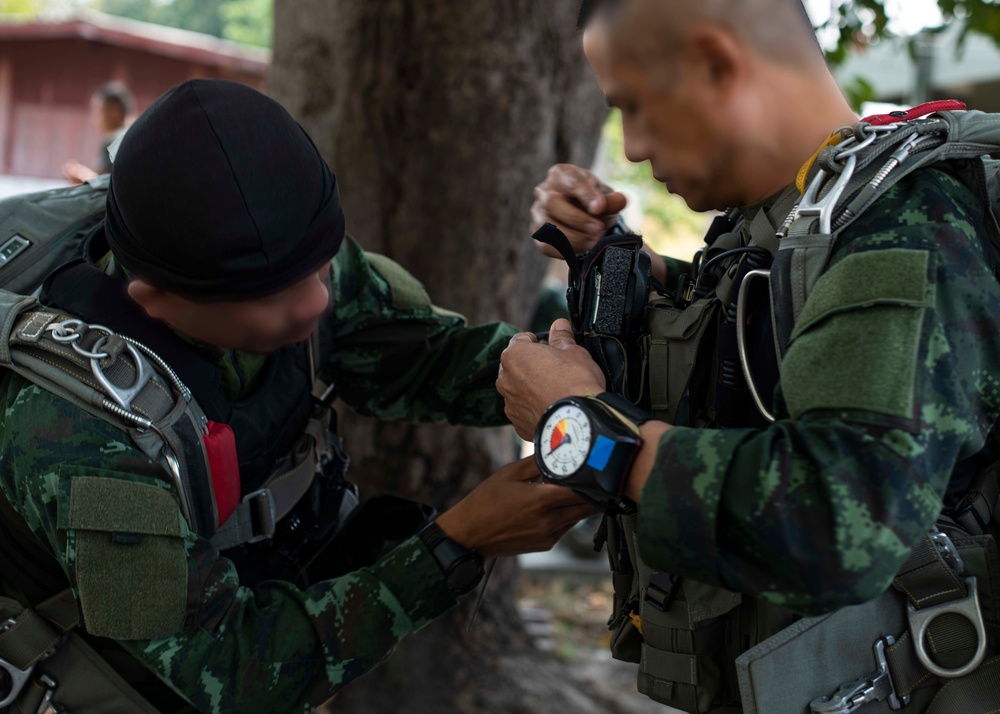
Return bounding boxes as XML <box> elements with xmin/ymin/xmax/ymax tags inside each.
<box><xmin>507</xmin><ymin>332</ymin><xmax>538</xmax><ymax>346</ymax></box>
<box><xmin>547</xmin><ymin>319</ymin><xmax>576</xmax><ymax>349</ymax></box>
<box><xmin>539</xmin><ymin>191</ymin><xmax>606</xmax><ymax>235</ymax></box>
<box><xmin>604</xmin><ymin>191</ymin><xmax>628</xmax><ymax>216</ymax></box>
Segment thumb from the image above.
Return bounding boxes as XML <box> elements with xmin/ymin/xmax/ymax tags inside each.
<box><xmin>548</xmin><ymin>319</ymin><xmax>577</xmax><ymax>349</ymax></box>
<box><xmin>604</xmin><ymin>191</ymin><xmax>628</xmax><ymax>217</ymax></box>
<box><xmin>587</xmin><ymin>191</ymin><xmax>608</xmax><ymax>215</ymax></box>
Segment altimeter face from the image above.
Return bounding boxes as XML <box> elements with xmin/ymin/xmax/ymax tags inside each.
<box><xmin>539</xmin><ymin>404</ymin><xmax>592</xmax><ymax>479</ymax></box>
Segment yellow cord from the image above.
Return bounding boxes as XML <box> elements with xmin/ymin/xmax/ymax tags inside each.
<box><xmin>796</xmin><ymin>132</ymin><xmax>845</xmax><ymax>195</ymax></box>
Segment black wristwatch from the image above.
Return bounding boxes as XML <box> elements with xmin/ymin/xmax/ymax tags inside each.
<box><xmin>533</xmin><ymin>392</ymin><xmax>650</xmax><ymax>511</ymax></box>
<box><xmin>417</xmin><ymin>521</ymin><xmax>485</xmax><ymax>596</ymax></box>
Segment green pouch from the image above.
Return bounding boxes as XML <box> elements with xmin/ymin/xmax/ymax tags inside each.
<box><xmin>647</xmin><ymin>296</ymin><xmax>719</xmax><ymax>424</ymax></box>
<box><xmin>637</xmin><ymin>577</ymin><xmax>743</xmax><ymax>713</ymax></box>
<box><xmin>62</xmin><ymin>472</ymin><xmax>189</xmax><ymax>640</ymax></box>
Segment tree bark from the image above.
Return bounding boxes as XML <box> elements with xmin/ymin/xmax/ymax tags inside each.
<box><xmin>271</xmin><ymin>3</ymin><xmax>607</xmax><ymax>711</ymax></box>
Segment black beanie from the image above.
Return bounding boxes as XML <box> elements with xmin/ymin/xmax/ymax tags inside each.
<box><xmin>105</xmin><ymin>79</ymin><xmax>345</xmax><ymax>301</ymax></box>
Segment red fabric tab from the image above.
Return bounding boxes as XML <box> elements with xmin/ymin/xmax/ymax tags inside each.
<box><xmin>204</xmin><ymin>421</ymin><xmax>240</xmax><ymax>525</ymax></box>
<box><xmin>862</xmin><ymin>99</ymin><xmax>967</xmax><ymax>126</ymax></box>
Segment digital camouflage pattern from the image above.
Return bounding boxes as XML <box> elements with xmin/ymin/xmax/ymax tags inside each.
<box><xmin>638</xmin><ymin>167</ymin><xmax>1000</xmax><ymax>616</ymax></box>
<box><xmin>0</xmin><ymin>236</ymin><xmax>518</xmax><ymax>712</ymax></box>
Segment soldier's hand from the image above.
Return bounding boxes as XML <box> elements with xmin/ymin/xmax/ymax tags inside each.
<box><xmin>436</xmin><ymin>457</ymin><xmax>596</xmax><ymax>557</ymax></box>
<box><xmin>497</xmin><ymin>318</ymin><xmax>606</xmax><ymax>440</ymax></box>
<box><xmin>531</xmin><ymin>164</ymin><xmax>628</xmax><ymax>257</ymax></box>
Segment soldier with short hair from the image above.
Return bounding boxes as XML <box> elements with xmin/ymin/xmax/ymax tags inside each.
<box><xmin>500</xmin><ymin>1</ymin><xmax>1000</xmax><ymax>711</ymax></box>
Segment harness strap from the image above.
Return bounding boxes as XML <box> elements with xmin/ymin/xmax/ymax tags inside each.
<box><xmin>211</xmin><ymin>417</ymin><xmax>330</xmax><ymax>550</ymax></box>
<box><xmin>924</xmin><ymin>656</ymin><xmax>1000</xmax><ymax>713</ymax></box>
<box><xmin>0</xmin><ymin>589</ymin><xmax>77</xmax><ymax>672</ymax></box>
<box><xmin>892</xmin><ymin>533</ymin><xmax>968</xmax><ymax>609</ymax></box>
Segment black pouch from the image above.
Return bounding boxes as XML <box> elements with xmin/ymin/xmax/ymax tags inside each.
<box><xmin>533</xmin><ymin>224</ymin><xmax>651</xmax><ymax>406</ymax></box>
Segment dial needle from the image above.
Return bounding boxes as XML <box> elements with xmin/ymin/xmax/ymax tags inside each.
<box><xmin>545</xmin><ymin>434</ymin><xmax>572</xmax><ymax>458</ymax></box>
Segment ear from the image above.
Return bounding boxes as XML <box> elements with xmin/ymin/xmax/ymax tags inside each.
<box><xmin>686</xmin><ymin>24</ymin><xmax>745</xmax><ymax>95</ymax></box>
<box><xmin>127</xmin><ymin>280</ymin><xmax>172</xmax><ymax>320</ymax></box>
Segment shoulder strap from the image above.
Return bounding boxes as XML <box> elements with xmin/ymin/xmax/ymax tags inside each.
<box><xmin>771</xmin><ymin>108</ymin><xmax>1000</xmax><ymax>355</ymax></box>
<box><xmin>0</xmin><ymin>291</ymin><xmax>216</xmax><ymax>535</ymax></box>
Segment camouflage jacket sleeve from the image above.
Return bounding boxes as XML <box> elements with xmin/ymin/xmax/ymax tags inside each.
<box><xmin>638</xmin><ymin>168</ymin><xmax>1000</xmax><ymax>615</ymax></box>
<box><xmin>0</xmin><ymin>379</ymin><xmax>456</xmax><ymax>713</ymax></box>
<box><xmin>319</xmin><ymin>237</ymin><xmax>518</xmax><ymax>427</ymax></box>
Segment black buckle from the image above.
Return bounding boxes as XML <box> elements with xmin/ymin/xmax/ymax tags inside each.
<box><xmin>644</xmin><ymin>572</ymin><xmax>680</xmax><ymax>612</ymax></box>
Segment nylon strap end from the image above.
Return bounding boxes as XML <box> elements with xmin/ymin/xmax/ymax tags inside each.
<box><xmin>533</xmin><ymin>223</ymin><xmax>582</xmax><ymax>285</ymax></box>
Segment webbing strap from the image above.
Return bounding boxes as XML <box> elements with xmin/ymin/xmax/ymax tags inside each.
<box><xmin>0</xmin><ymin>589</ymin><xmax>77</xmax><ymax>671</ymax></box>
<box><xmin>0</xmin><ymin>292</ymin><xmax>37</xmax><ymax>365</ymax></box>
<box><xmin>883</xmin><ymin>630</ymin><xmax>935</xmax><ymax>697</ymax></box>
<box><xmin>892</xmin><ymin>534</ymin><xmax>967</xmax><ymax>609</ymax></box>
<box><xmin>925</xmin><ymin>656</ymin><xmax>1000</xmax><ymax>713</ymax></box>
<box><xmin>640</xmin><ymin>645</ymin><xmax>699</xmax><ymax>686</ymax></box>
<box><xmin>716</xmin><ymin>185</ymin><xmax>799</xmax><ymax>306</ymax></box>
<box><xmin>210</xmin><ymin>420</ymin><xmax>324</xmax><ymax>550</ymax></box>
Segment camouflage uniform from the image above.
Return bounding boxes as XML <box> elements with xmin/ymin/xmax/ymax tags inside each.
<box><xmin>637</xmin><ymin>167</ymin><xmax>1000</xmax><ymax>615</ymax></box>
<box><xmin>0</xmin><ymin>236</ymin><xmax>517</xmax><ymax>713</ymax></box>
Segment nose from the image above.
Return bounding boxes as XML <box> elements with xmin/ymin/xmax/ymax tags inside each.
<box><xmin>291</xmin><ymin>271</ymin><xmax>330</xmax><ymax>323</ymax></box>
<box><xmin>622</xmin><ymin>117</ymin><xmax>652</xmax><ymax>164</ymax></box>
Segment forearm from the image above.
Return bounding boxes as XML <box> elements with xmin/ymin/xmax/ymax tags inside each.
<box><xmin>123</xmin><ymin>537</ymin><xmax>455</xmax><ymax>713</ymax></box>
<box><xmin>322</xmin><ymin>237</ymin><xmax>516</xmax><ymax>426</ymax></box>
<box><xmin>635</xmin><ymin>415</ymin><xmax>957</xmax><ymax>615</ymax></box>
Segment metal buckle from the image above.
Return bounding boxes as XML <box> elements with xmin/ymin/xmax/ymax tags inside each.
<box><xmin>797</xmin><ymin>153</ymin><xmax>858</xmax><ymax>235</ymax></box>
<box><xmin>0</xmin><ymin>618</ymin><xmax>34</xmax><ymax>708</ymax></box>
<box><xmin>89</xmin><ymin>337</ymin><xmax>154</xmax><ymax>411</ymax></box>
<box><xmin>810</xmin><ymin>636</ymin><xmax>908</xmax><ymax>714</ymax></box>
<box><xmin>243</xmin><ymin>489</ymin><xmax>277</xmax><ymax>544</ymax></box>
<box><xmin>33</xmin><ymin>673</ymin><xmax>57</xmax><ymax>714</ymax></box>
<box><xmin>908</xmin><ymin>575</ymin><xmax>987</xmax><ymax>679</ymax></box>
<box><xmin>929</xmin><ymin>529</ymin><xmax>965</xmax><ymax>576</ymax></box>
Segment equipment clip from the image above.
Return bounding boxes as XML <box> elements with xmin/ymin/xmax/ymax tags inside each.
<box><xmin>810</xmin><ymin>637</ymin><xmax>907</xmax><ymax>713</ymax></box>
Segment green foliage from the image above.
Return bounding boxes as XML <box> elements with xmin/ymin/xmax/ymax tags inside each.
<box><xmin>842</xmin><ymin>74</ymin><xmax>878</xmax><ymax>112</ymax></box>
<box><xmin>821</xmin><ymin>0</ymin><xmax>1000</xmax><ymax>64</ymax></box>
<box><xmin>92</xmin><ymin>0</ymin><xmax>272</xmax><ymax>47</ymax></box>
<box><xmin>0</xmin><ymin>0</ymin><xmax>43</xmax><ymax>14</ymax></box>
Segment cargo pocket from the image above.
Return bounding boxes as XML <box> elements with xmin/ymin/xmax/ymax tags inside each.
<box><xmin>62</xmin><ymin>471</ymin><xmax>189</xmax><ymax>640</ymax></box>
<box><xmin>637</xmin><ymin>576</ymin><xmax>743</xmax><ymax>713</ymax></box>
<box><xmin>647</xmin><ymin>296</ymin><xmax>719</xmax><ymax>424</ymax></box>
<box><xmin>780</xmin><ymin>248</ymin><xmax>935</xmax><ymax>423</ymax></box>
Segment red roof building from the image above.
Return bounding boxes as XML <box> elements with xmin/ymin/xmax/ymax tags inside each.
<box><xmin>0</xmin><ymin>11</ymin><xmax>270</xmax><ymax>179</ymax></box>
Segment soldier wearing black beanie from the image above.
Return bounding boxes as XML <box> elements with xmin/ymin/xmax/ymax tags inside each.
<box><xmin>105</xmin><ymin>79</ymin><xmax>345</xmax><ymax>301</ymax></box>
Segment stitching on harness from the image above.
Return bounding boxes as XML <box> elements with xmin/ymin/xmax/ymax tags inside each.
<box><xmin>30</xmin><ymin>354</ymin><xmax>102</xmax><ymax>392</ymax></box>
<box><xmin>0</xmin><ymin>616</ymin><xmax>60</xmax><ymax>668</ymax></box>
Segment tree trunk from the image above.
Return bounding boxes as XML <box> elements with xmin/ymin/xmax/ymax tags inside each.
<box><xmin>271</xmin><ymin>3</ymin><xmax>608</xmax><ymax>711</ymax></box>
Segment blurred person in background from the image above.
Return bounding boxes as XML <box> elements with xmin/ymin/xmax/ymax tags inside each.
<box><xmin>63</xmin><ymin>80</ymin><xmax>135</xmax><ymax>184</ymax></box>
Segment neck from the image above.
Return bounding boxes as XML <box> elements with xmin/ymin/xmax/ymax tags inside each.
<box><xmin>741</xmin><ymin>65</ymin><xmax>858</xmax><ymax>205</ymax></box>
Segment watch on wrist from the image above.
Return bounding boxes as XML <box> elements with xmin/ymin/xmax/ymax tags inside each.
<box><xmin>533</xmin><ymin>393</ymin><xmax>650</xmax><ymax>511</ymax></box>
<box><xmin>417</xmin><ymin>521</ymin><xmax>485</xmax><ymax>596</ymax></box>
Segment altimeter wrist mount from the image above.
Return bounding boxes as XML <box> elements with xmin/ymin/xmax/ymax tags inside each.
<box><xmin>533</xmin><ymin>392</ymin><xmax>649</xmax><ymax>512</ymax></box>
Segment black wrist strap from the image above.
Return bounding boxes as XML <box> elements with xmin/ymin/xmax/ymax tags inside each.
<box><xmin>594</xmin><ymin>392</ymin><xmax>652</xmax><ymax>426</ymax></box>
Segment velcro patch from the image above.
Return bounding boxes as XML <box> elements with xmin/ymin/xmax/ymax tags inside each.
<box><xmin>791</xmin><ymin>249</ymin><xmax>934</xmax><ymax>340</ymax></box>
<box><xmin>367</xmin><ymin>253</ymin><xmax>432</xmax><ymax>311</ymax></box>
<box><xmin>67</xmin><ymin>474</ymin><xmax>187</xmax><ymax>640</ymax></box>
<box><xmin>781</xmin><ymin>249</ymin><xmax>933</xmax><ymax>422</ymax></box>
